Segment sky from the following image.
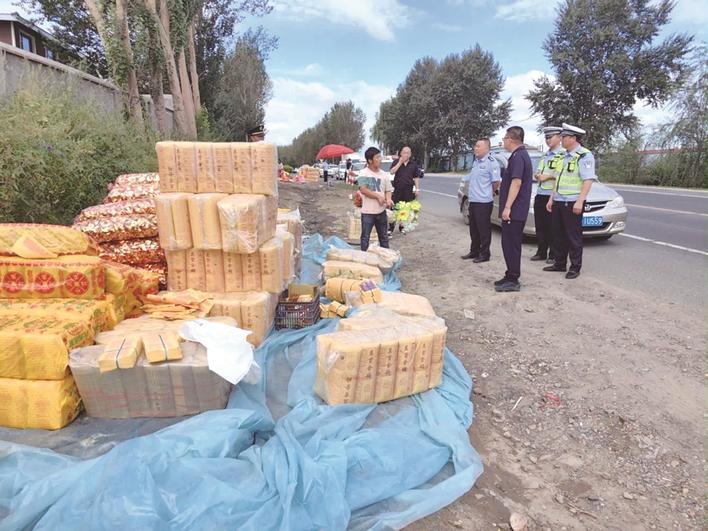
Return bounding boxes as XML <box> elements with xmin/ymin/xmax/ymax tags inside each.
<box><xmin>2</xmin><ymin>0</ymin><xmax>706</xmax><ymax>151</ymax></box>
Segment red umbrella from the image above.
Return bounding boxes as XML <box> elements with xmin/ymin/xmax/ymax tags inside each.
<box><xmin>316</xmin><ymin>144</ymin><xmax>353</xmax><ymax>160</ymax></box>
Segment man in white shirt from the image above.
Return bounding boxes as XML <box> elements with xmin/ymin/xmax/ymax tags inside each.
<box><xmin>357</xmin><ymin>147</ymin><xmax>393</xmax><ymax>251</ymax></box>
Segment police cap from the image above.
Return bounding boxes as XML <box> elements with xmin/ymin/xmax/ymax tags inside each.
<box><xmin>561</xmin><ymin>123</ymin><xmax>586</xmax><ymax>137</ymax></box>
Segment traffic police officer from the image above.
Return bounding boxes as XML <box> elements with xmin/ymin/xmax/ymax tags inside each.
<box><xmin>461</xmin><ymin>138</ymin><xmax>501</xmax><ymax>263</ymax></box>
<box><xmin>531</xmin><ymin>126</ymin><xmax>565</xmax><ymax>263</ymax></box>
<box><xmin>543</xmin><ymin>123</ymin><xmax>596</xmax><ymax>279</ymax></box>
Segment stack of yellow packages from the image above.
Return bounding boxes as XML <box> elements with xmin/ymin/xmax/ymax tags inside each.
<box><xmin>298</xmin><ymin>165</ymin><xmax>320</xmax><ymax>183</ymax></box>
<box><xmin>277</xmin><ymin>208</ymin><xmax>303</xmax><ymax>274</ymax></box>
<box><xmin>0</xmin><ymin>224</ymin><xmax>157</xmax><ymax>429</ymax></box>
<box><xmin>72</xmin><ymin>173</ymin><xmax>167</xmax><ymax>288</ymax></box>
<box><xmin>314</xmin><ymin>306</ymin><xmax>447</xmax><ymax>405</ymax></box>
<box><xmin>154</xmin><ymin>141</ymin><xmax>292</xmax><ymax>346</ymax></box>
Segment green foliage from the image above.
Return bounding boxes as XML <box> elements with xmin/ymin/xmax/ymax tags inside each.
<box><xmin>596</xmin><ymin>132</ymin><xmax>646</xmax><ymax>184</ymax></box>
<box><xmin>0</xmin><ymin>79</ymin><xmax>157</xmax><ymax>225</ymax></box>
<box><xmin>372</xmin><ymin>46</ymin><xmax>510</xmax><ymax>169</ymax></box>
<box><xmin>196</xmin><ymin>107</ymin><xmax>222</xmax><ymax>140</ymax></box>
<box><xmin>527</xmin><ymin>0</ymin><xmax>692</xmax><ymax>150</ymax></box>
<box><xmin>278</xmin><ymin>101</ymin><xmax>366</xmax><ymax>166</ymax></box>
<box><xmin>283</xmin><ymin>164</ymin><xmax>293</xmax><ymax>174</ymax></box>
<box><xmin>212</xmin><ymin>29</ymin><xmax>274</xmax><ymax>141</ymax></box>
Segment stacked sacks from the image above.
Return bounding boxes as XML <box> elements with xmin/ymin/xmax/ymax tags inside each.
<box><xmin>0</xmin><ymin>225</ymin><xmax>156</xmax><ymax>429</ymax></box>
<box><xmin>314</xmin><ymin>307</ymin><xmax>447</xmax><ymax>405</ymax></box>
<box><xmin>155</xmin><ymin>141</ymin><xmax>292</xmax><ymax>346</ymax></box>
<box><xmin>73</xmin><ymin>173</ymin><xmax>166</xmax><ymax>288</ymax></box>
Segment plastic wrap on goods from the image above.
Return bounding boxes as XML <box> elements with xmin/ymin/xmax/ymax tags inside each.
<box><xmin>113</xmin><ymin>173</ymin><xmax>160</xmax><ymax>187</ymax></box>
<box><xmin>346</xmin><ymin>290</ymin><xmax>436</xmax><ymax>317</ymax></box>
<box><xmin>93</xmin><ymin>315</ymin><xmax>236</xmax><ymax>345</ymax></box>
<box><xmin>326</xmin><ymin>247</ymin><xmax>399</xmax><ymax>273</ymax></box>
<box><xmin>103</xmin><ymin>182</ymin><xmax>158</xmax><ymax>203</ymax></box>
<box><xmin>70</xmin><ymin>341</ymin><xmax>232</xmax><ymax>419</ymax></box>
<box><xmin>155</xmin><ymin>193</ymin><xmax>193</xmax><ymax>250</ymax></box>
<box><xmin>0</xmin><ymin>373</ymin><xmax>82</xmax><ymax>429</ymax></box>
<box><xmin>218</xmin><ymin>194</ymin><xmax>277</xmax><ymax>254</ymax></box>
<box><xmin>0</xmin><ymin>298</ymin><xmax>117</xmax><ymax>336</ymax></box>
<box><xmin>0</xmin><ymin>314</ymin><xmax>96</xmax><ymax>380</ymax></box>
<box><xmin>73</xmin><ymin>215</ymin><xmax>158</xmax><ymax>244</ymax></box>
<box><xmin>0</xmin><ymin>255</ymin><xmax>105</xmax><ymax>300</ymax></box>
<box><xmin>156</xmin><ymin>141</ymin><xmax>278</xmax><ymax>196</ymax></box>
<box><xmin>209</xmin><ymin>291</ymin><xmax>278</xmax><ymax>347</ymax></box>
<box><xmin>322</xmin><ymin>260</ymin><xmax>383</xmax><ymax>283</ymax></box>
<box><xmin>103</xmin><ymin>261</ymin><xmax>160</xmax><ymax>316</ymax></box>
<box><xmin>187</xmin><ymin>193</ymin><xmax>228</xmax><ymax>250</ymax></box>
<box><xmin>315</xmin><ymin>314</ymin><xmax>447</xmax><ymax>405</ymax></box>
<box><xmin>74</xmin><ymin>199</ymin><xmax>156</xmax><ymax>223</ymax></box>
<box><xmin>99</xmin><ymin>238</ymin><xmax>165</xmax><ymax>266</ymax></box>
<box><xmin>0</xmin><ymin>223</ymin><xmax>99</xmax><ymax>257</ymax></box>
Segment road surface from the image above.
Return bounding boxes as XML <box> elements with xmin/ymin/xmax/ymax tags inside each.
<box><xmin>419</xmin><ymin>174</ymin><xmax>708</xmax><ymax>308</ymax></box>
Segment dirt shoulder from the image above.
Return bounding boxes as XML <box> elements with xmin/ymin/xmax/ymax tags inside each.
<box><xmin>279</xmin><ymin>181</ymin><xmax>705</xmax><ymax>531</ymax></box>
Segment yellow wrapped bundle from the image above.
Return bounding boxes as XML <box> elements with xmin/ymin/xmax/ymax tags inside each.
<box><xmin>165</xmin><ymin>250</ymin><xmax>188</xmax><ymax>292</ymax></box>
<box><xmin>175</xmin><ymin>141</ymin><xmax>198</xmax><ymax>192</ymax></box>
<box><xmin>143</xmin><ymin>332</ymin><xmax>183</xmax><ymax>363</ymax></box>
<box><xmin>259</xmin><ymin>237</ymin><xmax>285</xmax><ymax>293</ymax></box>
<box><xmin>0</xmin><ymin>298</ymin><xmax>117</xmax><ymax>334</ymax></box>
<box><xmin>94</xmin><ymin>315</ymin><xmax>236</xmax><ymax>345</ymax></box>
<box><xmin>209</xmin><ymin>292</ymin><xmax>277</xmax><ymax>347</ymax></box>
<box><xmin>325</xmin><ymin>278</ymin><xmax>362</xmax><ymax>303</ymax></box>
<box><xmin>211</xmin><ymin>142</ymin><xmax>235</xmax><ymax>193</ymax></box>
<box><xmin>0</xmin><ymin>224</ymin><xmax>98</xmax><ymax>257</ymax></box>
<box><xmin>156</xmin><ymin>141</ymin><xmax>179</xmax><ymax>192</ymax></box>
<box><xmin>98</xmin><ymin>337</ymin><xmax>143</xmax><ymax>373</ymax></box>
<box><xmin>103</xmin><ymin>261</ymin><xmax>160</xmax><ymax>316</ymax></box>
<box><xmin>196</xmin><ymin>143</ymin><xmax>217</xmax><ymax>193</ymax></box>
<box><xmin>249</xmin><ymin>142</ymin><xmax>279</xmax><ymax>196</ymax></box>
<box><xmin>322</xmin><ymin>260</ymin><xmax>383</xmax><ymax>283</ymax></box>
<box><xmin>0</xmin><ymin>374</ymin><xmax>82</xmax><ymax>429</ymax></box>
<box><xmin>231</xmin><ymin>142</ymin><xmax>252</xmax><ymax>193</ymax></box>
<box><xmin>188</xmin><ymin>193</ymin><xmax>228</xmax><ymax>250</ymax></box>
<box><xmin>155</xmin><ymin>193</ymin><xmax>193</xmax><ymax>251</ymax></box>
<box><xmin>0</xmin><ymin>255</ymin><xmax>105</xmax><ymax>300</ymax></box>
<box><xmin>0</xmin><ymin>314</ymin><xmax>95</xmax><ymax>379</ymax></box>
<box><xmin>217</xmin><ymin>194</ymin><xmax>277</xmax><ymax>254</ymax></box>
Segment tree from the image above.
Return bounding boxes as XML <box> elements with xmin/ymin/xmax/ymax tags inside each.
<box><xmin>432</xmin><ymin>46</ymin><xmax>511</xmax><ymax>169</ymax></box>
<box><xmin>372</xmin><ymin>48</ymin><xmax>510</xmax><ymax>169</ymax></box>
<box><xmin>280</xmin><ymin>101</ymin><xmax>366</xmax><ymax>166</ymax></box>
<box><xmin>526</xmin><ymin>0</ymin><xmax>692</xmax><ymax>150</ymax></box>
<box><xmin>213</xmin><ymin>28</ymin><xmax>274</xmax><ymax>141</ymax></box>
<box><xmin>652</xmin><ymin>44</ymin><xmax>707</xmax><ymax>187</ymax></box>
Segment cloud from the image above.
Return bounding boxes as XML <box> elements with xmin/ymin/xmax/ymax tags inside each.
<box><xmin>272</xmin><ymin>0</ymin><xmax>415</xmax><ymax>42</ymax></box>
<box><xmin>265</xmin><ymin>77</ymin><xmax>396</xmax><ymax>147</ymax></box>
<box><xmin>494</xmin><ymin>0</ymin><xmax>560</xmax><ymax>22</ymax></box>
<box><xmin>273</xmin><ymin>63</ymin><xmax>323</xmax><ymax>77</ymax></box>
<box><xmin>491</xmin><ymin>69</ymin><xmax>553</xmax><ymax>147</ymax></box>
<box><xmin>432</xmin><ymin>22</ymin><xmax>464</xmax><ymax>32</ymax></box>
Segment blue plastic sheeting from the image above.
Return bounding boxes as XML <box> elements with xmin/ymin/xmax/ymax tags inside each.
<box><xmin>0</xmin><ymin>319</ymin><xmax>482</xmax><ymax>530</ymax></box>
<box><xmin>0</xmin><ymin>233</ymin><xmax>482</xmax><ymax>529</ymax></box>
<box><xmin>299</xmin><ymin>234</ymin><xmax>402</xmax><ymax>292</ymax></box>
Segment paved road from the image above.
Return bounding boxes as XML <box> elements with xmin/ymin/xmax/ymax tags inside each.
<box><xmin>419</xmin><ymin>174</ymin><xmax>708</xmax><ymax>307</ymax></box>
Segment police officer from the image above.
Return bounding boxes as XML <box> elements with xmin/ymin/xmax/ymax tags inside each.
<box><xmin>460</xmin><ymin>138</ymin><xmax>501</xmax><ymax>263</ymax></box>
<box><xmin>543</xmin><ymin>123</ymin><xmax>596</xmax><ymax>279</ymax></box>
<box><xmin>531</xmin><ymin>126</ymin><xmax>565</xmax><ymax>263</ymax></box>
<box><xmin>247</xmin><ymin>125</ymin><xmax>265</xmax><ymax>142</ymax></box>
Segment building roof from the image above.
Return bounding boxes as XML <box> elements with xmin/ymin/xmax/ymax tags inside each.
<box><xmin>0</xmin><ymin>12</ymin><xmax>62</xmax><ymax>46</ymax></box>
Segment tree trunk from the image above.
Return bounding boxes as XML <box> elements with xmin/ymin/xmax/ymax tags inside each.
<box><xmin>178</xmin><ymin>48</ymin><xmax>197</xmax><ymax>136</ymax></box>
<box><xmin>150</xmin><ymin>69</ymin><xmax>168</xmax><ymax>137</ymax></box>
<box><xmin>115</xmin><ymin>0</ymin><xmax>144</xmax><ymax>128</ymax></box>
<box><xmin>423</xmin><ymin>141</ymin><xmax>429</xmax><ymax>169</ymax></box>
<box><xmin>187</xmin><ymin>22</ymin><xmax>201</xmax><ymax>113</ymax></box>
<box><xmin>142</xmin><ymin>0</ymin><xmax>193</xmax><ymax>138</ymax></box>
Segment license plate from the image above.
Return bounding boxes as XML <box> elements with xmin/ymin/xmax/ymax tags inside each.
<box><xmin>582</xmin><ymin>216</ymin><xmax>603</xmax><ymax>227</ymax></box>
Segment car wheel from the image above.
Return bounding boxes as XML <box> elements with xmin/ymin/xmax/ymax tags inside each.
<box><xmin>461</xmin><ymin>198</ymin><xmax>469</xmax><ymax>225</ymax></box>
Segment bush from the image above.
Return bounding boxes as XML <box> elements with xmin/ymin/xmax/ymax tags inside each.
<box><xmin>283</xmin><ymin>164</ymin><xmax>293</xmax><ymax>174</ymax></box>
<box><xmin>0</xmin><ymin>78</ymin><xmax>157</xmax><ymax>225</ymax></box>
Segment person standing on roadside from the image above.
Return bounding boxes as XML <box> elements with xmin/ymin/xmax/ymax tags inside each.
<box><xmin>496</xmin><ymin>126</ymin><xmax>533</xmax><ymax>292</ymax></box>
<box><xmin>531</xmin><ymin>126</ymin><xmax>565</xmax><ymax>263</ymax></box>
<box><xmin>543</xmin><ymin>124</ymin><xmax>596</xmax><ymax>279</ymax></box>
<box><xmin>358</xmin><ymin>147</ymin><xmax>393</xmax><ymax>251</ymax></box>
<box><xmin>460</xmin><ymin>138</ymin><xmax>501</xmax><ymax>263</ymax></box>
<box><xmin>388</xmin><ymin>146</ymin><xmax>421</xmax><ymax>235</ymax></box>
<box><xmin>322</xmin><ymin>160</ymin><xmax>331</xmax><ymax>187</ymax></box>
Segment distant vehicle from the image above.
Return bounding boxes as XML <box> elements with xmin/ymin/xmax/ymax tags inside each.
<box><xmin>456</xmin><ymin>151</ymin><xmax>628</xmax><ymax>239</ymax></box>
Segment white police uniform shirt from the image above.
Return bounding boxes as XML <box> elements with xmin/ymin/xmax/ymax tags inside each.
<box><xmin>462</xmin><ymin>154</ymin><xmax>501</xmax><ymax>203</ymax></box>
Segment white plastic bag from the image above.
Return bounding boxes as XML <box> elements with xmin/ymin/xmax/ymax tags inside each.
<box><xmin>179</xmin><ymin>319</ymin><xmax>261</xmax><ymax>385</ymax></box>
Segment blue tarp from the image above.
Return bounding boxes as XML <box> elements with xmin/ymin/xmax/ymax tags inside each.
<box><xmin>0</xmin><ymin>234</ymin><xmax>482</xmax><ymax>530</ymax></box>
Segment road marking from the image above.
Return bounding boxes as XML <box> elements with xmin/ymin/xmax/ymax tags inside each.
<box><xmin>421</xmin><ymin>189</ymin><xmax>457</xmax><ymax>198</ymax></box>
<box><xmin>626</xmin><ymin>203</ymin><xmax>708</xmax><ymax>217</ymax></box>
<box><xmin>619</xmin><ymin>233</ymin><xmax>708</xmax><ymax>256</ymax></box>
<box><xmin>613</xmin><ymin>188</ymin><xmax>708</xmax><ymax>199</ymax></box>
